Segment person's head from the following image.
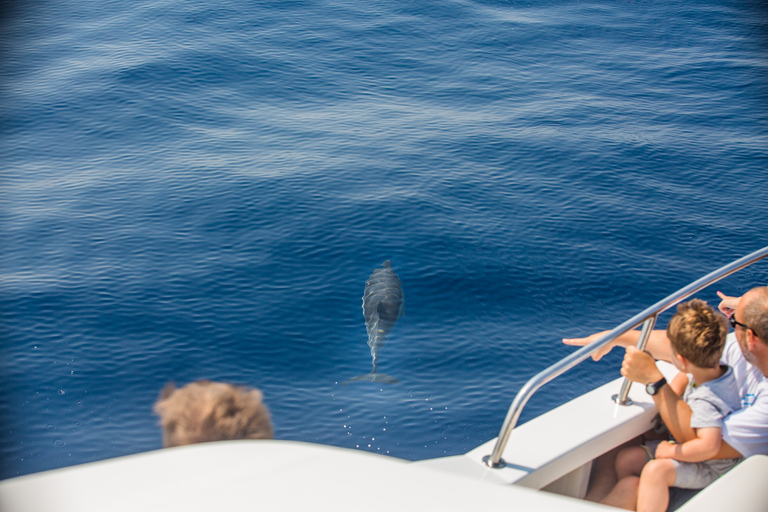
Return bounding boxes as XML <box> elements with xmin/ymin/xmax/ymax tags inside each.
<box><xmin>733</xmin><ymin>287</ymin><xmax>768</xmax><ymax>368</ymax></box>
<box><xmin>667</xmin><ymin>299</ymin><xmax>728</xmax><ymax>370</ymax></box>
<box><xmin>154</xmin><ymin>380</ymin><xmax>273</xmax><ymax>448</ymax></box>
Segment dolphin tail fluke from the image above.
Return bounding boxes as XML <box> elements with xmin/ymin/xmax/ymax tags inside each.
<box><xmin>342</xmin><ymin>372</ymin><xmax>399</xmax><ymax>385</ymax></box>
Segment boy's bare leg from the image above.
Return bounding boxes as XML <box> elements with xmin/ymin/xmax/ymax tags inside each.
<box><xmin>637</xmin><ymin>459</ymin><xmax>676</xmax><ymax>512</ymax></box>
<box><xmin>602</xmin><ymin>476</ymin><xmax>640</xmax><ymax>510</ymax></box>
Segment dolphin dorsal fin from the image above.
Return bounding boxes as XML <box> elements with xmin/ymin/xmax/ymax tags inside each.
<box><xmin>382</xmin><ymin>260</ymin><xmax>392</xmax><ymax>268</ymax></box>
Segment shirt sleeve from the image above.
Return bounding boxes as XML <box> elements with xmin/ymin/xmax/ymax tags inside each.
<box><xmin>688</xmin><ymin>395</ymin><xmax>725</xmax><ymax>429</ymax></box>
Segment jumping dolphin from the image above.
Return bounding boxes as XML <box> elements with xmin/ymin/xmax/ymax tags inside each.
<box><xmin>344</xmin><ymin>260</ymin><xmax>404</xmax><ymax>384</ymax></box>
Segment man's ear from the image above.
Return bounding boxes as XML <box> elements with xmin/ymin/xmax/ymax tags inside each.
<box><xmin>746</xmin><ymin>329</ymin><xmax>764</xmax><ymax>353</ymax></box>
<box><xmin>675</xmin><ymin>353</ymin><xmax>689</xmax><ymax>371</ymax></box>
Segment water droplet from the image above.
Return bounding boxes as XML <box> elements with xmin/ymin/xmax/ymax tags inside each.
<box><xmin>46</xmin><ymin>424</ymin><xmax>55</xmax><ymax>430</ymax></box>
<box><xmin>53</xmin><ymin>439</ymin><xmax>66</xmax><ymax>447</ymax></box>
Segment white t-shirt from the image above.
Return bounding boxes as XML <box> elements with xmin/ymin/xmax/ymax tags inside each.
<box><xmin>720</xmin><ymin>333</ymin><xmax>768</xmax><ymax>457</ymax></box>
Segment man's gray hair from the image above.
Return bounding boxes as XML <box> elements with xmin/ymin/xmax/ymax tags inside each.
<box><xmin>743</xmin><ymin>286</ymin><xmax>768</xmax><ymax>343</ymax></box>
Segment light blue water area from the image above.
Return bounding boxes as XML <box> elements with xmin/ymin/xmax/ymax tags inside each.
<box><xmin>1</xmin><ymin>0</ymin><xmax>767</xmax><ymax>479</ymax></box>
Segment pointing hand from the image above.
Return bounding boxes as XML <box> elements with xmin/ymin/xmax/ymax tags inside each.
<box><xmin>563</xmin><ymin>331</ymin><xmax>615</xmax><ymax>361</ymax></box>
<box><xmin>716</xmin><ymin>291</ymin><xmax>740</xmax><ymax>317</ymax></box>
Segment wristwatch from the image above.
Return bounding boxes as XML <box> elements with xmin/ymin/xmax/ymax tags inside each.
<box><xmin>645</xmin><ymin>377</ymin><xmax>667</xmax><ymax>396</ymax></box>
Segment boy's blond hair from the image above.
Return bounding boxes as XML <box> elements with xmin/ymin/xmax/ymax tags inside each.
<box><xmin>154</xmin><ymin>380</ymin><xmax>273</xmax><ymax>447</ymax></box>
<box><xmin>667</xmin><ymin>299</ymin><xmax>728</xmax><ymax>369</ymax></box>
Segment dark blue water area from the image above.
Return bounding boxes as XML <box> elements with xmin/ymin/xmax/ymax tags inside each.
<box><xmin>1</xmin><ymin>0</ymin><xmax>767</xmax><ymax>479</ymax></box>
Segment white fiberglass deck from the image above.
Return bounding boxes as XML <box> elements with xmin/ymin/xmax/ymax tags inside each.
<box><xmin>0</xmin><ymin>440</ymin><xmax>608</xmax><ymax>512</ymax></box>
<box><xmin>2</xmin><ymin>368</ymin><xmax>767</xmax><ymax>512</ymax></box>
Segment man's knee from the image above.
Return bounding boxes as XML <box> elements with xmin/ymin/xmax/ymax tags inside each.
<box><xmin>616</xmin><ymin>446</ymin><xmax>647</xmax><ymax>476</ymax></box>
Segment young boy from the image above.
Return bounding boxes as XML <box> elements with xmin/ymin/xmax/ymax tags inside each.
<box><xmin>154</xmin><ymin>380</ymin><xmax>273</xmax><ymax>447</ymax></box>
<box><xmin>614</xmin><ymin>299</ymin><xmax>743</xmax><ymax>512</ymax></box>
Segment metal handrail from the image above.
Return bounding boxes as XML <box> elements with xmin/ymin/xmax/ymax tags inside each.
<box><xmin>483</xmin><ymin>245</ymin><xmax>768</xmax><ymax>468</ymax></box>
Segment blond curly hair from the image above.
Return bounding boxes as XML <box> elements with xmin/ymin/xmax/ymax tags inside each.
<box><xmin>667</xmin><ymin>299</ymin><xmax>728</xmax><ymax>369</ymax></box>
<box><xmin>154</xmin><ymin>380</ymin><xmax>273</xmax><ymax>447</ymax></box>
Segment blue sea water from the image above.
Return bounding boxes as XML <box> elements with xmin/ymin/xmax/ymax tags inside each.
<box><xmin>1</xmin><ymin>0</ymin><xmax>767</xmax><ymax>480</ymax></box>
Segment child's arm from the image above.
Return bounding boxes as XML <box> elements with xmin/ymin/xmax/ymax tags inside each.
<box><xmin>655</xmin><ymin>427</ymin><xmax>722</xmax><ymax>463</ymax></box>
<box><xmin>669</xmin><ymin>372</ymin><xmax>689</xmax><ymax>397</ymax></box>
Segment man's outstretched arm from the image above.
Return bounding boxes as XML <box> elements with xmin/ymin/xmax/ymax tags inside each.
<box><xmin>563</xmin><ymin>328</ymin><xmax>674</xmax><ymax>363</ymax></box>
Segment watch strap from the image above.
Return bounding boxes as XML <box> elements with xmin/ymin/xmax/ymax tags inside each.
<box><xmin>646</xmin><ymin>377</ymin><xmax>667</xmax><ymax>396</ymax></box>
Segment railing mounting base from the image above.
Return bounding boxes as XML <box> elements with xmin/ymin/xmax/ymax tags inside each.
<box><xmin>483</xmin><ymin>455</ymin><xmax>506</xmax><ymax>469</ymax></box>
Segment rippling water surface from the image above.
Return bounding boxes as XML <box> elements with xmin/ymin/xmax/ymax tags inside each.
<box><xmin>1</xmin><ymin>0</ymin><xmax>767</xmax><ymax>479</ymax></box>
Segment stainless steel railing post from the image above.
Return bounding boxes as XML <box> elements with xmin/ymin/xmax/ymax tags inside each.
<box><xmin>614</xmin><ymin>314</ymin><xmax>657</xmax><ymax>406</ymax></box>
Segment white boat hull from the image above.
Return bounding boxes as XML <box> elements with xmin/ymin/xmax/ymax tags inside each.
<box><xmin>3</xmin><ymin>367</ymin><xmax>766</xmax><ymax>511</ymax></box>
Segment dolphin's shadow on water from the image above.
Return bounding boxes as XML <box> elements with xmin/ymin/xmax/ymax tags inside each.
<box><xmin>343</xmin><ymin>260</ymin><xmax>403</xmax><ymax>385</ymax></box>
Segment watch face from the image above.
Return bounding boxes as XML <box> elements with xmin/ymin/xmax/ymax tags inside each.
<box><xmin>646</xmin><ymin>378</ymin><xmax>665</xmax><ymax>395</ymax></box>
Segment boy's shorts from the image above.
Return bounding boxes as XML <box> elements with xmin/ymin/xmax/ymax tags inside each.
<box><xmin>640</xmin><ymin>440</ymin><xmax>662</xmax><ymax>461</ymax></box>
<box><xmin>670</xmin><ymin>459</ymin><xmax>720</xmax><ymax>488</ymax></box>
<box><xmin>670</xmin><ymin>457</ymin><xmax>743</xmax><ymax>489</ymax></box>
<box><xmin>640</xmin><ymin>441</ymin><xmax>741</xmax><ymax>488</ymax></box>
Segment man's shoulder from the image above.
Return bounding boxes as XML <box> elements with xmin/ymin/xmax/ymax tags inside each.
<box><xmin>721</xmin><ymin>333</ymin><xmax>743</xmax><ymax>366</ymax></box>
<box><xmin>721</xmin><ymin>333</ymin><xmax>764</xmax><ymax>396</ymax></box>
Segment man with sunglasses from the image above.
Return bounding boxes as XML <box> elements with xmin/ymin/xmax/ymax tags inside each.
<box><xmin>563</xmin><ymin>286</ymin><xmax>768</xmax><ymax>509</ymax></box>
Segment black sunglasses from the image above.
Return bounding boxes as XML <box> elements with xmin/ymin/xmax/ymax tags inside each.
<box><xmin>729</xmin><ymin>314</ymin><xmax>750</xmax><ymax>331</ymax></box>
